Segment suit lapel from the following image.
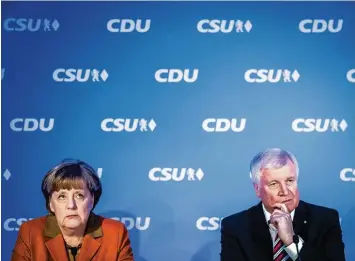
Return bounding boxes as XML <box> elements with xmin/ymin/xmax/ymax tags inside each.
<box><xmin>44</xmin><ymin>215</ymin><xmax>69</xmax><ymax>261</ymax></box>
<box><xmin>77</xmin><ymin>213</ymin><xmax>103</xmax><ymax>261</ymax></box>
<box><xmin>77</xmin><ymin>235</ymin><xmax>101</xmax><ymax>261</ymax></box>
<box><xmin>45</xmin><ymin>235</ymin><xmax>69</xmax><ymax>261</ymax></box>
<box><xmin>293</xmin><ymin>200</ymin><xmax>309</xmax><ymax>242</ymax></box>
<box><xmin>250</xmin><ymin>202</ymin><xmax>273</xmax><ymax>261</ymax></box>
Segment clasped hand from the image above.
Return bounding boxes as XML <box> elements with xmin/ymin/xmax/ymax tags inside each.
<box><xmin>269</xmin><ymin>203</ymin><xmax>295</xmax><ymax>246</ymax></box>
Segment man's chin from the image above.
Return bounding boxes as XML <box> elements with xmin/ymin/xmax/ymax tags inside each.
<box><xmin>283</xmin><ymin>200</ymin><xmax>298</xmax><ymax>212</ymax></box>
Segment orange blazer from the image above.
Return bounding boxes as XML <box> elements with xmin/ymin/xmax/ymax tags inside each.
<box><xmin>11</xmin><ymin>213</ymin><xmax>134</xmax><ymax>261</ymax></box>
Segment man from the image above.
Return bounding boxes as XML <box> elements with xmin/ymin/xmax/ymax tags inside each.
<box><xmin>220</xmin><ymin>148</ymin><xmax>346</xmax><ymax>261</ymax></box>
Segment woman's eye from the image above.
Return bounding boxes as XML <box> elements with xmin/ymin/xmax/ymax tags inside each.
<box><xmin>76</xmin><ymin>194</ymin><xmax>84</xmax><ymax>199</ymax></box>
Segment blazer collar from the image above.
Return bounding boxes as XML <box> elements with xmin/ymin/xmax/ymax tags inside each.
<box><xmin>292</xmin><ymin>200</ymin><xmax>309</xmax><ymax>242</ymax></box>
<box><xmin>44</xmin><ymin>213</ymin><xmax>103</xmax><ymax>261</ymax></box>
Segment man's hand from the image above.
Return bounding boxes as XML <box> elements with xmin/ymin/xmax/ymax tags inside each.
<box><xmin>269</xmin><ymin>203</ymin><xmax>295</xmax><ymax>246</ymax></box>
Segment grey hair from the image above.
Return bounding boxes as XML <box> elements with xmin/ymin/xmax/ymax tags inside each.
<box><xmin>249</xmin><ymin>148</ymin><xmax>299</xmax><ymax>185</ymax></box>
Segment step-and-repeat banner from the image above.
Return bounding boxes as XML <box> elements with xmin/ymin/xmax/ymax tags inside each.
<box><xmin>2</xmin><ymin>1</ymin><xmax>355</xmax><ymax>261</ymax></box>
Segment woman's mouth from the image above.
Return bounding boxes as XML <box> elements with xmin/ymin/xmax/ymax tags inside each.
<box><xmin>66</xmin><ymin>215</ymin><xmax>79</xmax><ymax>219</ymax></box>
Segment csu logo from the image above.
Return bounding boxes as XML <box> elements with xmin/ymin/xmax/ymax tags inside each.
<box><xmin>10</xmin><ymin>118</ymin><xmax>54</xmax><ymax>132</ymax></box>
<box><xmin>299</xmin><ymin>19</ymin><xmax>343</xmax><ymax>33</ymax></box>
<box><xmin>101</xmin><ymin>118</ymin><xmax>157</xmax><ymax>132</ymax></box>
<box><xmin>155</xmin><ymin>69</ymin><xmax>198</xmax><ymax>83</ymax></box>
<box><xmin>107</xmin><ymin>19</ymin><xmax>150</xmax><ymax>33</ymax></box>
<box><xmin>202</xmin><ymin>118</ymin><xmax>246</xmax><ymax>132</ymax></box>
<box><xmin>3</xmin><ymin>169</ymin><xmax>11</xmax><ymax>180</ymax></box>
<box><xmin>4</xmin><ymin>18</ymin><xmax>59</xmax><ymax>32</ymax></box>
<box><xmin>340</xmin><ymin>168</ymin><xmax>355</xmax><ymax>182</ymax></box>
<box><xmin>110</xmin><ymin>217</ymin><xmax>151</xmax><ymax>231</ymax></box>
<box><xmin>292</xmin><ymin>119</ymin><xmax>348</xmax><ymax>132</ymax></box>
<box><xmin>347</xmin><ymin>69</ymin><xmax>355</xmax><ymax>83</ymax></box>
<box><xmin>149</xmin><ymin>168</ymin><xmax>204</xmax><ymax>182</ymax></box>
<box><xmin>53</xmin><ymin>69</ymin><xmax>109</xmax><ymax>82</ymax></box>
<box><xmin>196</xmin><ymin>217</ymin><xmax>223</xmax><ymax>231</ymax></box>
<box><xmin>4</xmin><ymin>218</ymin><xmax>33</xmax><ymax>231</ymax></box>
<box><xmin>197</xmin><ymin>20</ymin><xmax>252</xmax><ymax>33</ymax></box>
<box><xmin>245</xmin><ymin>69</ymin><xmax>300</xmax><ymax>83</ymax></box>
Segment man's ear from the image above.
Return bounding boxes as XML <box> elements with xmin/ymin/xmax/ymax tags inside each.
<box><xmin>254</xmin><ymin>183</ymin><xmax>261</xmax><ymax>198</ymax></box>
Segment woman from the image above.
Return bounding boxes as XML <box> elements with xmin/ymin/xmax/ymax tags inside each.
<box><xmin>11</xmin><ymin>159</ymin><xmax>134</xmax><ymax>261</ymax></box>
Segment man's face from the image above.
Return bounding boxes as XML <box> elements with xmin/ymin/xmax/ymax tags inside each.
<box><xmin>254</xmin><ymin>160</ymin><xmax>300</xmax><ymax>213</ymax></box>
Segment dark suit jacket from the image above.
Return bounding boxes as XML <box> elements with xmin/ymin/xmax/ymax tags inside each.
<box><xmin>220</xmin><ymin>200</ymin><xmax>346</xmax><ymax>261</ymax></box>
<box><xmin>11</xmin><ymin>213</ymin><xmax>134</xmax><ymax>261</ymax></box>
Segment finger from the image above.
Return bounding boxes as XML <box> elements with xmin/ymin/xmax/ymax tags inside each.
<box><xmin>271</xmin><ymin>209</ymin><xmax>290</xmax><ymax>217</ymax></box>
<box><xmin>273</xmin><ymin>203</ymin><xmax>288</xmax><ymax>213</ymax></box>
<box><xmin>270</xmin><ymin>214</ymin><xmax>291</xmax><ymax>225</ymax></box>
<box><xmin>270</xmin><ymin>213</ymin><xmax>285</xmax><ymax>218</ymax></box>
<box><xmin>270</xmin><ymin>215</ymin><xmax>284</xmax><ymax>222</ymax></box>
<box><xmin>280</xmin><ymin>204</ymin><xmax>288</xmax><ymax>213</ymax></box>
<box><xmin>271</xmin><ymin>212</ymin><xmax>291</xmax><ymax>219</ymax></box>
<box><xmin>271</xmin><ymin>209</ymin><xmax>284</xmax><ymax>215</ymax></box>
<box><xmin>268</xmin><ymin>217</ymin><xmax>278</xmax><ymax>225</ymax></box>
<box><xmin>269</xmin><ymin>215</ymin><xmax>283</xmax><ymax>225</ymax></box>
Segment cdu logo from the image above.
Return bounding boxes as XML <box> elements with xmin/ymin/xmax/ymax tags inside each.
<box><xmin>10</xmin><ymin>118</ymin><xmax>54</xmax><ymax>132</ymax></box>
<box><xmin>110</xmin><ymin>217</ymin><xmax>151</xmax><ymax>231</ymax></box>
<box><xmin>4</xmin><ymin>18</ymin><xmax>60</xmax><ymax>32</ymax></box>
<box><xmin>107</xmin><ymin>19</ymin><xmax>151</xmax><ymax>33</ymax></box>
<box><xmin>299</xmin><ymin>19</ymin><xmax>343</xmax><ymax>33</ymax></box>
<box><xmin>53</xmin><ymin>69</ymin><xmax>109</xmax><ymax>82</ymax></box>
<box><xmin>202</xmin><ymin>118</ymin><xmax>246</xmax><ymax>132</ymax></box>
<box><xmin>155</xmin><ymin>69</ymin><xmax>199</xmax><ymax>83</ymax></box>
<box><xmin>197</xmin><ymin>19</ymin><xmax>252</xmax><ymax>33</ymax></box>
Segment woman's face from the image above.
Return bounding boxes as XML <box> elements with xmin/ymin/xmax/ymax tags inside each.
<box><xmin>49</xmin><ymin>181</ymin><xmax>94</xmax><ymax>231</ymax></box>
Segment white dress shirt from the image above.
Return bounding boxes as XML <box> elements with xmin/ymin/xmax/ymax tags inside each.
<box><xmin>262</xmin><ymin>204</ymin><xmax>304</xmax><ymax>261</ymax></box>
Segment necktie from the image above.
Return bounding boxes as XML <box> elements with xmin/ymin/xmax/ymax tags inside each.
<box><xmin>273</xmin><ymin>233</ymin><xmax>292</xmax><ymax>261</ymax></box>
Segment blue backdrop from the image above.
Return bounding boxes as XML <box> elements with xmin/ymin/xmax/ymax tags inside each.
<box><xmin>2</xmin><ymin>1</ymin><xmax>355</xmax><ymax>261</ymax></box>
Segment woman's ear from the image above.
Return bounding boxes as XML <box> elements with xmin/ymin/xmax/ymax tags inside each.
<box><xmin>89</xmin><ymin>194</ymin><xmax>95</xmax><ymax>210</ymax></box>
<box><xmin>49</xmin><ymin>198</ymin><xmax>55</xmax><ymax>213</ymax></box>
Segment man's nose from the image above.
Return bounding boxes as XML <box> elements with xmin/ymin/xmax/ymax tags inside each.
<box><xmin>279</xmin><ymin>183</ymin><xmax>289</xmax><ymax>196</ymax></box>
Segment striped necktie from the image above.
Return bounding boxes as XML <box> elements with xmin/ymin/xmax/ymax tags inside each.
<box><xmin>273</xmin><ymin>233</ymin><xmax>292</xmax><ymax>261</ymax></box>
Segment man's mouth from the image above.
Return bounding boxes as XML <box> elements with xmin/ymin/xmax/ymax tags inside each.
<box><xmin>282</xmin><ymin>199</ymin><xmax>292</xmax><ymax>203</ymax></box>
